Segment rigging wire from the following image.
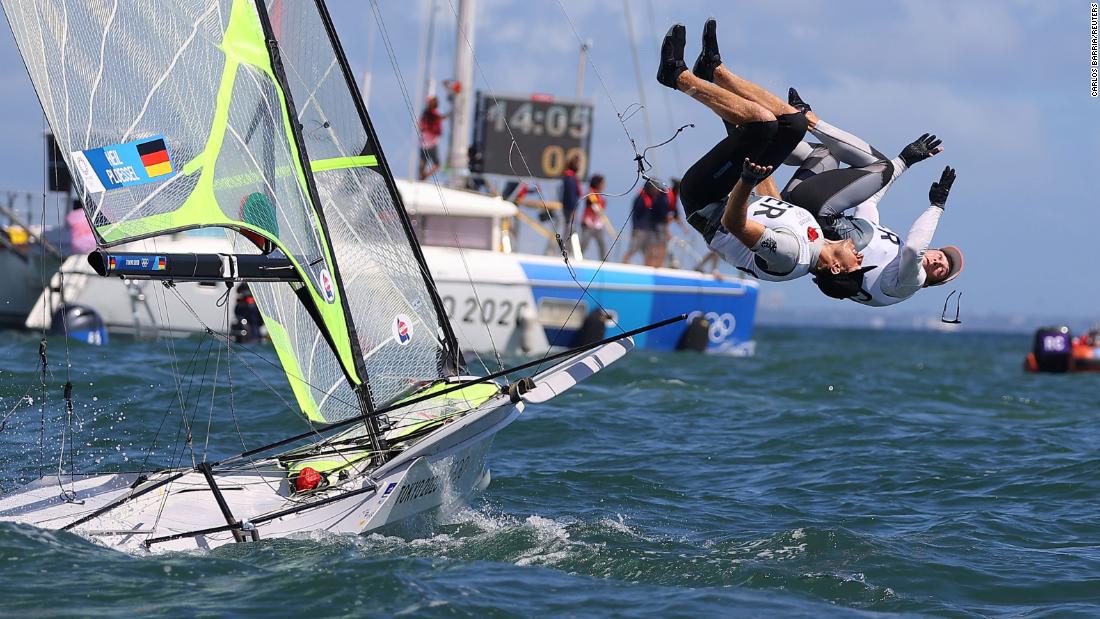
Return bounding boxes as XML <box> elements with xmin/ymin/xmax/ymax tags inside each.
<box><xmin>368</xmin><ymin>0</ymin><xmax>505</xmax><ymax>374</ymax></box>
<box><xmin>622</xmin><ymin>0</ymin><xmax>656</xmax><ymax>160</ymax></box>
<box><xmin>426</xmin><ymin>0</ymin><xmax>691</xmax><ymax>374</ymax></box>
<box><xmin>161</xmin><ymin>284</ymin><xmax>371</xmax><ymax>472</ymax></box>
<box><xmin>164</xmin><ymin>284</ymin><xmax>360</xmax><ymax>412</ymax></box>
<box><xmin>216</xmin><ymin>285</ymin><xmax>284</xmax><ymax>497</ymax></box>
<box><xmin>36</xmin><ymin>117</ymin><xmax>50</xmax><ymax>479</ymax></box>
<box><xmin>35</xmin><ymin>112</ymin><xmax>80</xmax><ymax>501</ymax></box>
<box><xmin>201</xmin><ymin>300</ymin><xmax>227</xmax><ymax>462</ymax></box>
<box><xmin>644</xmin><ymin>0</ymin><xmax>684</xmax><ymax>173</ymax></box>
<box><xmin>162</xmin><ymin>284</ymin><xmax>487</xmax><ymax>462</ymax></box>
<box><xmin>168</xmin><ymin>335</ymin><xmax>213</xmax><ymax>472</ymax></box>
<box><xmin>138</xmin><ymin>319</ymin><xmax>210</xmax><ymax>471</ymax></box>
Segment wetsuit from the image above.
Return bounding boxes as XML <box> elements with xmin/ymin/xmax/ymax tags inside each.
<box><xmin>693</xmin><ymin>194</ymin><xmax>825</xmax><ymax>281</ymax></box>
<box><xmin>781</xmin><ymin>120</ymin><xmax>945</xmax><ymax>305</ymax></box>
<box><xmin>680</xmin><ymin>113</ymin><xmax>812</xmax><ymax>280</ymax></box>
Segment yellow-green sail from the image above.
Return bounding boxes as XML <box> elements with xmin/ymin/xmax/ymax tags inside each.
<box><xmin>1</xmin><ymin>0</ymin><xmax>460</xmax><ymax>423</ymax></box>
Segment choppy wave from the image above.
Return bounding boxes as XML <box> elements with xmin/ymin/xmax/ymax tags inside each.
<box><xmin>1</xmin><ymin>328</ymin><xmax>1099</xmax><ymax>616</ymax></box>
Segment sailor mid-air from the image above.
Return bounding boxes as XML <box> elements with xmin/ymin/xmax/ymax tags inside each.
<box><xmin>659</xmin><ymin>19</ymin><xmax>963</xmax><ymax>303</ymax></box>
<box><xmin>781</xmin><ymin>90</ymin><xmax>963</xmax><ymax>305</ymax></box>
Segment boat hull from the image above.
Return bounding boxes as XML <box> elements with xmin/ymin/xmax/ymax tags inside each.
<box><xmin>429</xmin><ymin>248</ymin><xmax>758</xmax><ymax>356</ymax></box>
<box><xmin>0</xmin><ymin>401</ymin><xmax>516</xmax><ymax>553</ymax></box>
<box><xmin>22</xmin><ymin>242</ymin><xmax>757</xmax><ymax>356</ymax></box>
<box><xmin>0</xmin><ymin>337</ymin><xmax>632</xmax><ymax>552</ymax></box>
<box><xmin>0</xmin><ymin>248</ymin><xmax>60</xmax><ymax>329</ymax></box>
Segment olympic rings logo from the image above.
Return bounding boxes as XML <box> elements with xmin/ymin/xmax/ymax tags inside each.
<box><xmin>687</xmin><ymin>311</ymin><xmax>737</xmax><ymax>343</ymax></box>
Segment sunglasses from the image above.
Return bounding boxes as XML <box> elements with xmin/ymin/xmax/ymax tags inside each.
<box><xmin>940</xmin><ymin>290</ymin><xmax>962</xmax><ymax>324</ymax></box>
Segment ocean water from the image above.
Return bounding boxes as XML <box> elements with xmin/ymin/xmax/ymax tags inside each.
<box><xmin>0</xmin><ymin>326</ymin><xmax>1097</xmax><ymax>618</ymax></box>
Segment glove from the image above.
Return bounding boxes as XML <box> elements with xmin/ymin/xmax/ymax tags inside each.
<box><xmin>899</xmin><ymin>133</ymin><xmax>943</xmax><ymax>167</ymax></box>
<box><xmin>929</xmin><ymin>166</ymin><xmax>956</xmax><ymax>208</ymax></box>
<box><xmin>741</xmin><ymin>158</ymin><xmax>772</xmax><ymax>184</ymax></box>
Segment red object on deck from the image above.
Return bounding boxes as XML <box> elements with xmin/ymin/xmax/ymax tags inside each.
<box><xmin>295</xmin><ymin>467</ymin><xmax>322</xmax><ymax>492</ymax></box>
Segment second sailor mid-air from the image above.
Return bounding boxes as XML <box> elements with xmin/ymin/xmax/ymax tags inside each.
<box><xmin>657</xmin><ymin>19</ymin><xmax>963</xmax><ymax>306</ymax></box>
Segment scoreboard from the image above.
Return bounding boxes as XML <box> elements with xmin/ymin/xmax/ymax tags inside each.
<box><xmin>472</xmin><ymin>92</ymin><xmax>593</xmax><ymax>180</ymax></box>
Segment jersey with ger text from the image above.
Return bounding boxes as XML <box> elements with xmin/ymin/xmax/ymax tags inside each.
<box><xmin>708</xmin><ymin>195</ymin><xmax>824</xmax><ymax>282</ymax></box>
<box><xmin>844</xmin><ymin>220</ymin><xmax>906</xmax><ymax>306</ymax></box>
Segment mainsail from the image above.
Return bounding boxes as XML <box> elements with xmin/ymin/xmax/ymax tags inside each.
<box><xmin>2</xmin><ymin>0</ymin><xmax>461</xmax><ymax>422</ymax></box>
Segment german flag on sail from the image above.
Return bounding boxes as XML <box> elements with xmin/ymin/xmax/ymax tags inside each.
<box><xmin>137</xmin><ymin>139</ymin><xmax>173</xmax><ymax>178</ymax></box>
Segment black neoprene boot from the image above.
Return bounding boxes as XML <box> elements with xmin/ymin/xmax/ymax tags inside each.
<box><xmin>692</xmin><ymin>18</ymin><xmax>721</xmax><ymax>82</ymax></box>
<box><xmin>787</xmin><ymin>87</ymin><xmax>812</xmax><ymax>114</ymax></box>
<box><xmin>656</xmin><ymin>24</ymin><xmax>688</xmax><ymax>89</ymax></box>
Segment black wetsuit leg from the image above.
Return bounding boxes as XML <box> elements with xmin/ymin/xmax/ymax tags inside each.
<box><xmin>781</xmin><ymin>158</ymin><xmax>894</xmax><ymax>222</ymax></box>
<box><xmin>780</xmin><ymin>143</ymin><xmax>838</xmax><ymax>197</ymax></box>
<box><xmin>680</xmin><ymin>112</ymin><xmax>808</xmax><ymax>218</ymax></box>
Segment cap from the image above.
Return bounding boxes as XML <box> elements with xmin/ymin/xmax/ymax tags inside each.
<box><xmin>928</xmin><ymin>245</ymin><xmax>964</xmax><ymax>286</ymax></box>
<box><xmin>813</xmin><ymin>265</ymin><xmax>876</xmax><ymax>299</ymax></box>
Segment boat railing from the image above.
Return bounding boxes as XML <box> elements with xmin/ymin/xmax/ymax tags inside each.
<box><xmin>507</xmin><ymin>195</ymin><xmax>737</xmax><ymax>277</ymax></box>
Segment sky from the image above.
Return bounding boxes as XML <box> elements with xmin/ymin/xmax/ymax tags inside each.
<box><xmin>0</xmin><ymin>1</ymin><xmax>1097</xmax><ymax>324</ymax></box>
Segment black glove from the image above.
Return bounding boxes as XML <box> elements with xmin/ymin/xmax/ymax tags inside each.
<box><xmin>741</xmin><ymin>158</ymin><xmax>772</xmax><ymax>184</ymax></box>
<box><xmin>899</xmin><ymin>133</ymin><xmax>943</xmax><ymax>167</ymax></box>
<box><xmin>929</xmin><ymin>166</ymin><xmax>956</xmax><ymax>208</ymax></box>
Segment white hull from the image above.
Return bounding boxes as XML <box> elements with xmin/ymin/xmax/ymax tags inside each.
<box><xmin>0</xmin><ymin>248</ymin><xmax>60</xmax><ymax>329</ymax></box>
<box><xmin>0</xmin><ymin>337</ymin><xmax>631</xmax><ymax>552</ymax></box>
<box><xmin>24</xmin><ymin>236</ymin><xmax>235</xmax><ymax>337</ymax></box>
<box><xmin>0</xmin><ymin>410</ymin><xmax>506</xmax><ymax>553</ymax></box>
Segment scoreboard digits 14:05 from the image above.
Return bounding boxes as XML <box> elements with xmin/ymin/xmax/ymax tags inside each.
<box><xmin>473</xmin><ymin>93</ymin><xmax>594</xmax><ymax>179</ymax></box>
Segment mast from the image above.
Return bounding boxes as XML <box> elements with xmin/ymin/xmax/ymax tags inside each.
<box><xmin>251</xmin><ymin>0</ymin><xmax>385</xmax><ymax>451</ymax></box>
<box><xmin>409</xmin><ymin>0</ymin><xmax>440</xmax><ymax>179</ymax></box>
<box><xmin>576</xmin><ymin>40</ymin><xmax>591</xmax><ymax>97</ymax></box>
<box><xmin>446</xmin><ymin>0</ymin><xmax>475</xmax><ymax>178</ymax></box>
<box><xmin>622</xmin><ymin>0</ymin><xmax>656</xmax><ymax>170</ymax></box>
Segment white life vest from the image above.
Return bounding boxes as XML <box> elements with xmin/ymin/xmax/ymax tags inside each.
<box><xmin>847</xmin><ymin>221</ymin><xmax>907</xmax><ymax>307</ymax></box>
<box><xmin>708</xmin><ymin>195</ymin><xmax>824</xmax><ymax>282</ymax></box>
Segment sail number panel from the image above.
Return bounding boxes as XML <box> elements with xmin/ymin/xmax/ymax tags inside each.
<box><xmin>70</xmin><ymin>136</ymin><xmax>177</xmax><ymax>194</ymax></box>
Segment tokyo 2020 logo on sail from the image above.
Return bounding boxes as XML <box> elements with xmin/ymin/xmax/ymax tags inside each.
<box><xmin>393</xmin><ymin>314</ymin><xmax>413</xmax><ymax>346</ymax></box>
<box><xmin>319</xmin><ymin>269</ymin><xmax>336</xmax><ymax>303</ymax></box>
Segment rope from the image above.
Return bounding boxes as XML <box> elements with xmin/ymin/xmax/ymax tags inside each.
<box><xmin>428</xmin><ymin>0</ymin><xmax>693</xmax><ymax>376</ymax></box>
<box><xmin>368</xmin><ymin>0</ymin><xmax>504</xmax><ymax>375</ymax></box>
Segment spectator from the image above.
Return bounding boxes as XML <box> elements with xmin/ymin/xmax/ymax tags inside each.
<box><xmin>655</xmin><ymin>177</ymin><xmax>692</xmax><ymax>267</ymax></box>
<box><xmin>645</xmin><ymin>186</ymin><xmax>671</xmax><ymax>267</ymax></box>
<box><xmin>622</xmin><ymin>183</ymin><xmax>659</xmax><ymax>265</ymax></box>
<box><xmin>580</xmin><ymin>174</ymin><xmax>609</xmax><ymax>260</ymax></box>
<box><xmin>559</xmin><ymin>155</ymin><xmax>583</xmax><ymax>252</ymax></box>
<box><xmin>66</xmin><ymin>201</ymin><xmax>96</xmax><ymax>254</ymax></box>
<box><xmin>418</xmin><ymin>96</ymin><xmax>447</xmax><ymax>180</ymax></box>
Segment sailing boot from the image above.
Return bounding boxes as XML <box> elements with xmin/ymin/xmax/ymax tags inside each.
<box><xmin>656</xmin><ymin>24</ymin><xmax>688</xmax><ymax>90</ymax></box>
<box><xmin>692</xmin><ymin>18</ymin><xmax>722</xmax><ymax>83</ymax></box>
<box><xmin>788</xmin><ymin>87</ymin><xmax>812</xmax><ymax>114</ymax></box>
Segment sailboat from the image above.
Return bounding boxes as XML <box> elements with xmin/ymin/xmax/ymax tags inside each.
<box><xmin>0</xmin><ymin>0</ymin><xmax>670</xmax><ymax>552</ymax></box>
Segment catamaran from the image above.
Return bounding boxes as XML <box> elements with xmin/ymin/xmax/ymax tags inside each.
<box><xmin>0</xmin><ymin>0</ymin><xmax>670</xmax><ymax>551</ymax></box>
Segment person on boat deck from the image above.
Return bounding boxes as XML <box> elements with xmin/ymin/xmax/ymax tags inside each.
<box><xmin>622</xmin><ymin>183</ymin><xmax>660</xmax><ymax>265</ymax></box>
<box><xmin>657</xmin><ymin>21</ymin><xmax>862</xmax><ymax>281</ymax></box>
<box><xmin>779</xmin><ymin>88</ymin><xmax>964</xmax><ymax>304</ymax></box>
<box><xmin>418</xmin><ymin>95</ymin><xmax>447</xmax><ymax>180</ymax></box>
<box><xmin>580</xmin><ymin>174</ymin><xmax>610</xmax><ymax>260</ymax></box>
<box><xmin>66</xmin><ymin>201</ymin><xmax>96</xmax><ymax>254</ymax></box>
<box><xmin>644</xmin><ymin>183</ymin><xmax>673</xmax><ymax>267</ymax></box>
<box><xmin>655</xmin><ymin>177</ymin><xmax>693</xmax><ymax>269</ymax></box>
<box><xmin>559</xmin><ymin>154</ymin><xmax>583</xmax><ymax>250</ymax></box>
